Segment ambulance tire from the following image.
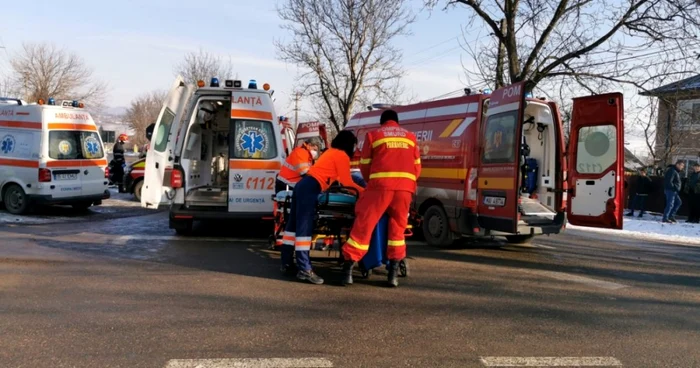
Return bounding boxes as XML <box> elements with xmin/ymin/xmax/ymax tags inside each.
<box><xmin>3</xmin><ymin>184</ymin><xmax>29</xmax><ymax>215</ymax></box>
<box><xmin>505</xmin><ymin>235</ymin><xmax>534</xmax><ymax>244</ymax></box>
<box><xmin>422</xmin><ymin>205</ymin><xmax>455</xmax><ymax>248</ymax></box>
<box><xmin>71</xmin><ymin>202</ymin><xmax>92</xmax><ymax>212</ymax></box>
<box><xmin>172</xmin><ymin>219</ymin><xmax>194</xmax><ymax>236</ymax></box>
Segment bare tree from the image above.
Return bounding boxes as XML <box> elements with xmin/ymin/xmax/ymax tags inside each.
<box><xmin>275</xmin><ymin>0</ymin><xmax>416</xmax><ymax>131</ymax></box>
<box><xmin>426</xmin><ymin>0</ymin><xmax>700</xmax><ymax>93</ymax></box>
<box><xmin>174</xmin><ymin>48</ymin><xmax>234</xmax><ymax>86</ymax></box>
<box><xmin>9</xmin><ymin>42</ymin><xmax>107</xmax><ymax>107</ymax></box>
<box><xmin>123</xmin><ymin>91</ymin><xmax>166</xmax><ymax>148</ymax></box>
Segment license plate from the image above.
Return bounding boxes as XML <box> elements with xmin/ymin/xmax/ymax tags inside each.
<box><xmin>55</xmin><ymin>173</ymin><xmax>78</xmax><ymax>181</ymax></box>
<box><xmin>483</xmin><ymin>196</ymin><xmax>505</xmax><ymax>207</ymax></box>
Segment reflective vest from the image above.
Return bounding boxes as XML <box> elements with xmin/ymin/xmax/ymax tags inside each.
<box><xmin>278</xmin><ymin>144</ymin><xmax>313</xmax><ymax>187</ymax></box>
<box><xmin>360</xmin><ymin>121</ymin><xmax>421</xmax><ymax>193</ymax></box>
<box><xmin>350</xmin><ymin>147</ymin><xmax>361</xmax><ymax>173</ymax></box>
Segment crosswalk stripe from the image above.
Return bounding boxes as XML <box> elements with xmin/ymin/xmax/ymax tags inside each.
<box><xmin>164</xmin><ymin>358</ymin><xmax>334</xmax><ymax>368</ymax></box>
<box><xmin>480</xmin><ymin>357</ymin><xmax>622</xmax><ymax>367</ymax></box>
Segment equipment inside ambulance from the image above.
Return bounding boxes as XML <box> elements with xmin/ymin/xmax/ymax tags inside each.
<box><xmin>346</xmin><ymin>80</ymin><xmax>625</xmax><ymax>247</ymax></box>
<box><xmin>0</xmin><ymin>97</ymin><xmax>110</xmax><ymax>215</ymax></box>
<box><xmin>140</xmin><ymin>77</ymin><xmax>284</xmax><ymax>234</ymax></box>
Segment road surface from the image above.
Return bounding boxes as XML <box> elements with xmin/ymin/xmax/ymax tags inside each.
<box><xmin>1</xmin><ymin>208</ymin><xmax>698</xmax><ymax>367</ymax></box>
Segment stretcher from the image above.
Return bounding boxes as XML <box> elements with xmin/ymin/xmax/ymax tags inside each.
<box><xmin>269</xmin><ymin>184</ymin><xmax>412</xmax><ymax>279</ymax></box>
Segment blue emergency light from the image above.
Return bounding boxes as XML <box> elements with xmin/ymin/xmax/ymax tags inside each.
<box><xmin>483</xmin><ymin>88</ymin><xmax>492</xmax><ymax>95</ymax></box>
<box><xmin>72</xmin><ymin>100</ymin><xmax>79</xmax><ymax>107</ymax></box>
<box><xmin>210</xmin><ymin>78</ymin><xmax>220</xmax><ymax>87</ymax></box>
<box><xmin>48</xmin><ymin>97</ymin><xmax>55</xmax><ymax>105</ymax></box>
<box><xmin>525</xmin><ymin>92</ymin><xmax>533</xmax><ymax>98</ymax></box>
<box><xmin>248</xmin><ymin>80</ymin><xmax>257</xmax><ymax>89</ymax></box>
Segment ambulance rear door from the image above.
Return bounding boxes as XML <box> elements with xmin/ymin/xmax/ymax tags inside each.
<box><xmin>476</xmin><ymin>81</ymin><xmax>529</xmax><ymax>234</ymax></box>
<box><xmin>566</xmin><ymin>93</ymin><xmax>624</xmax><ymax>229</ymax></box>
<box><xmin>228</xmin><ymin>90</ymin><xmax>282</xmax><ymax>214</ymax></box>
<box><xmin>142</xmin><ymin>76</ymin><xmax>193</xmax><ymax>209</ymax></box>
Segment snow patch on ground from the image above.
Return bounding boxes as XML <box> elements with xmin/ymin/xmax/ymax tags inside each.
<box><xmin>567</xmin><ymin>211</ymin><xmax>700</xmax><ymax>246</ymax></box>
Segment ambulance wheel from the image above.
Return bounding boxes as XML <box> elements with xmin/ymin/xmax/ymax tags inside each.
<box><xmin>71</xmin><ymin>202</ymin><xmax>92</xmax><ymax>212</ymax></box>
<box><xmin>423</xmin><ymin>205</ymin><xmax>454</xmax><ymax>248</ymax></box>
<box><xmin>3</xmin><ymin>184</ymin><xmax>29</xmax><ymax>215</ymax></box>
<box><xmin>505</xmin><ymin>235</ymin><xmax>534</xmax><ymax>244</ymax></box>
<box><xmin>399</xmin><ymin>259</ymin><xmax>409</xmax><ymax>278</ymax></box>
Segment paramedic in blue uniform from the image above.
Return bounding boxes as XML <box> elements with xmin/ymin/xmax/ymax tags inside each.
<box><xmin>281</xmin><ymin>131</ymin><xmax>365</xmax><ymax>284</ymax></box>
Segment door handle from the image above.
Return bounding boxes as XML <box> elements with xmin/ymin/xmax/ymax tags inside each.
<box><xmin>608</xmin><ymin>187</ymin><xmax>613</xmax><ymax>196</ymax></box>
<box><xmin>155</xmin><ymin>162</ymin><xmax>160</xmax><ymax>169</ymax></box>
<box><xmin>168</xmin><ymin>156</ymin><xmax>173</xmax><ymax>162</ymax></box>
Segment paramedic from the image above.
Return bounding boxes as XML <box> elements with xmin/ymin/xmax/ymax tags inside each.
<box><xmin>276</xmin><ymin>138</ymin><xmax>322</xmax><ymax>193</ymax></box>
<box><xmin>281</xmin><ymin>131</ymin><xmax>364</xmax><ymax>285</ymax></box>
<box><xmin>111</xmin><ymin>134</ymin><xmax>128</xmax><ymax>192</ymax></box>
<box><xmin>341</xmin><ymin>109</ymin><xmax>421</xmax><ymax>287</ymax></box>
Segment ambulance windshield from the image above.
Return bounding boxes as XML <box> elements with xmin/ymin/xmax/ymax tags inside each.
<box><xmin>48</xmin><ymin>131</ymin><xmax>104</xmax><ymax>160</ymax></box>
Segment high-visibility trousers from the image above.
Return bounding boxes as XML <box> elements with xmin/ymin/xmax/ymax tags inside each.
<box><xmin>342</xmin><ymin>189</ymin><xmax>412</xmax><ymax>262</ymax></box>
<box><xmin>281</xmin><ymin>176</ymin><xmax>321</xmax><ymax>271</ymax></box>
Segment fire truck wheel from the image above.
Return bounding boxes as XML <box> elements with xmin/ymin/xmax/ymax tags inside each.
<box><xmin>505</xmin><ymin>235</ymin><xmax>534</xmax><ymax>244</ymax></box>
<box><xmin>422</xmin><ymin>205</ymin><xmax>454</xmax><ymax>248</ymax></box>
<box><xmin>133</xmin><ymin>180</ymin><xmax>144</xmax><ymax>202</ymax></box>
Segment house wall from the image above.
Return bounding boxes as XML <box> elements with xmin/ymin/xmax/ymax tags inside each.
<box><xmin>654</xmin><ymin>92</ymin><xmax>700</xmax><ymax>168</ymax></box>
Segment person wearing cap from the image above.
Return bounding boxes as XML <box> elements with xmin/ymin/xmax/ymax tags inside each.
<box><xmin>276</xmin><ymin>138</ymin><xmax>321</xmax><ymax>193</ymax></box>
<box><xmin>685</xmin><ymin>162</ymin><xmax>700</xmax><ymax>223</ymax></box>
<box><xmin>281</xmin><ymin>131</ymin><xmax>364</xmax><ymax>285</ymax></box>
<box><xmin>340</xmin><ymin>109</ymin><xmax>421</xmax><ymax>287</ymax></box>
<box><xmin>111</xmin><ymin>134</ymin><xmax>128</xmax><ymax>192</ymax></box>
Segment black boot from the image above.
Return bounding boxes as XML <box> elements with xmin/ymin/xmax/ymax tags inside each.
<box><xmin>388</xmin><ymin>261</ymin><xmax>399</xmax><ymax>288</ymax></box>
<box><xmin>342</xmin><ymin>261</ymin><xmax>354</xmax><ymax>286</ymax></box>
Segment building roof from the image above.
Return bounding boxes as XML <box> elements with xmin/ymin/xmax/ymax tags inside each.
<box><xmin>640</xmin><ymin>74</ymin><xmax>700</xmax><ymax>96</ymax></box>
<box><xmin>624</xmin><ymin>147</ymin><xmax>645</xmax><ymax>170</ymax></box>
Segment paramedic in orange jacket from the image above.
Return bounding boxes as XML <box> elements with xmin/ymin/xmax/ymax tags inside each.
<box><xmin>281</xmin><ymin>131</ymin><xmax>364</xmax><ymax>285</ymax></box>
<box><xmin>276</xmin><ymin>138</ymin><xmax>321</xmax><ymax>193</ymax></box>
<box><xmin>341</xmin><ymin>109</ymin><xmax>421</xmax><ymax>287</ymax></box>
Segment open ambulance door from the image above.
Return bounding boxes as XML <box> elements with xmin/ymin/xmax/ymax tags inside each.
<box><xmin>566</xmin><ymin>93</ymin><xmax>624</xmax><ymax>229</ymax></box>
<box><xmin>476</xmin><ymin>80</ymin><xmax>530</xmax><ymax>234</ymax></box>
<box><xmin>141</xmin><ymin>76</ymin><xmax>193</xmax><ymax>209</ymax></box>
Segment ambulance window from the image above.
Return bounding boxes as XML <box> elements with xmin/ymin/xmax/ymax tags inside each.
<box><xmin>575</xmin><ymin>125</ymin><xmax>617</xmax><ymax>174</ymax></box>
<box><xmin>231</xmin><ymin>120</ymin><xmax>278</xmax><ymax>159</ymax></box>
<box><xmin>482</xmin><ymin>110</ymin><xmax>517</xmax><ymax>164</ymax></box>
<box><xmin>48</xmin><ymin>131</ymin><xmax>104</xmax><ymax>160</ymax></box>
<box><xmin>153</xmin><ymin>107</ymin><xmax>176</xmax><ymax>152</ymax></box>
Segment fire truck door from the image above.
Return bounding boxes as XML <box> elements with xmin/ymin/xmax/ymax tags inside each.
<box><xmin>477</xmin><ymin>81</ymin><xmax>529</xmax><ymax>234</ymax></box>
<box><xmin>566</xmin><ymin>93</ymin><xmax>624</xmax><ymax>229</ymax></box>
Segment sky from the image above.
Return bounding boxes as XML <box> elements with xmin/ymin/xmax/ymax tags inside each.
<box><xmin>0</xmin><ymin>0</ymin><xmax>648</xmax><ymax>154</ymax></box>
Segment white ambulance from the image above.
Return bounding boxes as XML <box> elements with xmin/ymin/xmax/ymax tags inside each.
<box><xmin>141</xmin><ymin>77</ymin><xmax>285</xmax><ymax>234</ymax></box>
<box><xmin>0</xmin><ymin>97</ymin><xmax>110</xmax><ymax>215</ymax></box>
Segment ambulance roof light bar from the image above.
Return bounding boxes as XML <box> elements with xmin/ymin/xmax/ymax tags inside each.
<box><xmin>248</xmin><ymin>80</ymin><xmax>257</xmax><ymax>89</ymax></box>
<box><xmin>0</xmin><ymin>97</ymin><xmax>23</xmax><ymax>105</ymax></box>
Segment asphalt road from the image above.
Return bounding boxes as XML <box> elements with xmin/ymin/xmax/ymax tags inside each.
<box><xmin>1</xmin><ymin>210</ymin><xmax>699</xmax><ymax>368</ymax></box>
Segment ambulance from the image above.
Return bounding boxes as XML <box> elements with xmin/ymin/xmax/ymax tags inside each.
<box><xmin>0</xmin><ymin>97</ymin><xmax>110</xmax><ymax>215</ymax></box>
<box><xmin>346</xmin><ymin>80</ymin><xmax>625</xmax><ymax>247</ymax></box>
<box><xmin>141</xmin><ymin>77</ymin><xmax>285</xmax><ymax>234</ymax></box>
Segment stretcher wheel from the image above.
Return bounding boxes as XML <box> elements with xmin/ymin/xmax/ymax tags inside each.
<box><xmin>360</xmin><ymin>268</ymin><xmax>372</xmax><ymax>279</ymax></box>
<box><xmin>399</xmin><ymin>260</ymin><xmax>409</xmax><ymax>278</ymax></box>
<box><xmin>268</xmin><ymin>235</ymin><xmax>277</xmax><ymax>250</ymax></box>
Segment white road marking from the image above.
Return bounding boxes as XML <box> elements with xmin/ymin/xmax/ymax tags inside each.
<box><xmin>522</xmin><ymin>269</ymin><xmax>628</xmax><ymax>290</ymax></box>
<box><xmin>164</xmin><ymin>358</ymin><xmax>334</xmax><ymax>368</ymax></box>
<box><xmin>480</xmin><ymin>356</ymin><xmax>622</xmax><ymax>367</ymax></box>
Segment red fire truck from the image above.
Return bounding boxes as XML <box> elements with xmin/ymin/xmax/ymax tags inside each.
<box><xmin>294</xmin><ymin>121</ymin><xmax>330</xmax><ymax>150</ymax></box>
<box><xmin>346</xmin><ymin>81</ymin><xmax>625</xmax><ymax>247</ymax></box>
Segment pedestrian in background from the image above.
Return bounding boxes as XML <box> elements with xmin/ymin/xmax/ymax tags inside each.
<box><xmin>662</xmin><ymin>160</ymin><xmax>685</xmax><ymax>224</ymax></box>
<box><xmin>684</xmin><ymin>163</ymin><xmax>700</xmax><ymax>223</ymax></box>
<box><xmin>626</xmin><ymin>169</ymin><xmax>653</xmax><ymax>218</ymax></box>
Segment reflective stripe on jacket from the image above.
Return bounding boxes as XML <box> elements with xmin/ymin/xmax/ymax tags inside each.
<box><xmin>360</xmin><ymin>121</ymin><xmax>421</xmax><ymax>193</ymax></box>
<box><xmin>278</xmin><ymin>145</ymin><xmax>313</xmax><ymax>187</ymax></box>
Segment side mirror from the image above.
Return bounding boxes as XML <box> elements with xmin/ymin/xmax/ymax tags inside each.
<box><xmin>146</xmin><ymin>123</ymin><xmax>155</xmax><ymax>141</ymax></box>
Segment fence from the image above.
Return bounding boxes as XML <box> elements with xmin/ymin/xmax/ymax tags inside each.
<box><xmin>625</xmin><ymin>175</ymin><xmax>690</xmax><ymax>216</ymax></box>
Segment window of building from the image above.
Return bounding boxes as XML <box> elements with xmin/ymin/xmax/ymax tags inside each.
<box><xmin>676</xmin><ymin>99</ymin><xmax>700</xmax><ymax>129</ymax></box>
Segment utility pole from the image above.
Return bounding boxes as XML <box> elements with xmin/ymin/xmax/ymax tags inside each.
<box><xmin>293</xmin><ymin>91</ymin><xmax>301</xmax><ymax>131</ymax></box>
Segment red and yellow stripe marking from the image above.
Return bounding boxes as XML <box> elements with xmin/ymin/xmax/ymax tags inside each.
<box><xmin>0</xmin><ymin>120</ymin><xmax>42</xmax><ymax>129</ymax></box>
<box><xmin>228</xmin><ymin>160</ymin><xmax>281</xmax><ymax>170</ymax></box>
<box><xmin>46</xmin><ymin>159</ymin><xmax>108</xmax><ymax>168</ymax></box>
<box><xmin>478</xmin><ymin>177</ymin><xmax>515</xmax><ymax>190</ymax></box>
<box><xmin>48</xmin><ymin>123</ymin><xmax>98</xmax><ymax>131</ymax></box>
<box><xmin>420</xmin><ymin>168</ymin><xmax>468</xmax><ymax>180</ymax></box>
<box><xmin>231</xmin><ymin>109</ymin><xmax>274</xmax><ymax>121</ymax></box>
<box><xmin>0</xmin><ymin>158</ymin><xmax>39</xmax><ymax>168</ymax></box>
<box><xmin>439</xmin><ymin>118</ymin><xmax>464</xmax><ymax>138</ymax></box>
